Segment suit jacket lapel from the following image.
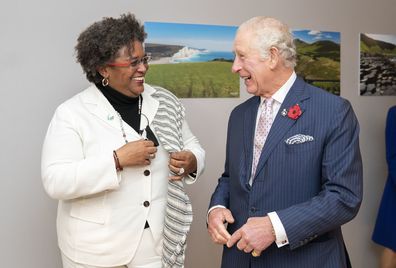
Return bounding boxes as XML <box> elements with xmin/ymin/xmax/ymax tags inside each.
<box><xmin>81</xmin><ymin>85</ymin><xmax>123</xmax><ymax>130</ymax></box>
<box><xmin>81</xmin><ymin>84</ymin><xmax>159</xmax><ymax>138</ymax></box>
<box><xmin>243</xmin><ymin>97</ymin><xmax>261</xmax><ymax>182</ymax></box>
<box><xmin>254</xmin><ymin>77</ymin><xmax>310</xmax><ymax>179</ymax></box>
<box><xmin>140</xmin><ymin>84</ymin><xmax>159</xmax><ymax>130</ymax></box>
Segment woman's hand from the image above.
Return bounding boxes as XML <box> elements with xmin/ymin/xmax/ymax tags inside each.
<box><xmin>168</xmin><ymin>150</ymin><xmax>197</xmax><ymax>180</ymax></box>
<box><xmin>115</xmin><ymin>140</ymin><xmax>157</xmax><ymax>168</ymax></box>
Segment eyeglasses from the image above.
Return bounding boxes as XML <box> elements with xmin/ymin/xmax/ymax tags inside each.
<box><xmin>107</xmin><ymin>54</ymin><xmax>151</xmax><ymax>68</ymax></box>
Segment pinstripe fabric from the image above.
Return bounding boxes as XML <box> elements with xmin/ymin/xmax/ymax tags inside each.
<box><xmin>151</xmin><ymin>86</ymin><xmax>192</xmax><ymax>268</ymax></box>
<box><xmin>209</xmin><ymin>77</ymin><xmax>363</xmax><ymax>268</ymax></box>
<box><xmin>251</xmin><ymin>98</ymin><xmax>274</xmax><ymax>179</ymax></box>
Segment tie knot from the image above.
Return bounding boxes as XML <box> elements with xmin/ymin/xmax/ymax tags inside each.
<box><xmin>264</xmin><ymin>98</ymin><xmax>274</xmax><ymax>109</ymax></box>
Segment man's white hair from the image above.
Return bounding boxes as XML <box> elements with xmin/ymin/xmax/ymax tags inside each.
<box><xmin>238</xmin><ymin>16</ymin><xmax>297</xmax><ymax>68</ymax></box>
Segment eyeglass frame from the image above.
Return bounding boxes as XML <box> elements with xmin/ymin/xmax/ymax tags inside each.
<box><xmin>107</xmin><ymin>53</ymin><xmax>151</xmax><ymax>68</ymax></box>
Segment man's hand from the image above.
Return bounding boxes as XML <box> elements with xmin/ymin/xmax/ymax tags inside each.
<box><xmin>208</xmin><ymin>207</ymin><xmax>235</xmax><ymax>244</ymax></box>
<box><xmin>227</xmin><ymin>216</ymin><xmax>276</xmax><ymax>256</ymax></box>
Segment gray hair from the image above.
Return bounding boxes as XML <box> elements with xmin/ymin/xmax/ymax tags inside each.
<box><xmin>75</xmin><ymin>13</ymin><xmax>146</xmax><ymax>83</ymax></box>
<box><xmin>238</xmin><ymin>16</ymin><xmax>296</xmax><ymax>68</ymax></box>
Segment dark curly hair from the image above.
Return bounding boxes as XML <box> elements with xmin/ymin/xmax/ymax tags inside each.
<box><xmin>75</xmin><ymin>13</ymin><xmax>147</xmax><ymax>83</ymax></box>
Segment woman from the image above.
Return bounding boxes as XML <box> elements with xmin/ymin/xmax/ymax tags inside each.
<box><xmin>372</xmin><ymin>106</ymin><xmax>396</xmax><ymax>268</ymax></box>
<box><xmin>41</xmin><ymin>13</ymin><xmax>205</xmax><ymax>268</ymax></box>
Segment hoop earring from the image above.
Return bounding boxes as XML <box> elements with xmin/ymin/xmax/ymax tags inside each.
<box><xmin>102</xmin><ymin>77</ymin><xmax>109</xmax><ymax>87</ymax></box>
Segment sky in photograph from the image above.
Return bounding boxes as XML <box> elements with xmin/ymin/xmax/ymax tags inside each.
<box><xmin>292</xmin><ymin>29</ymin><xmax>340</xmax><ymax>44</ymax></box>
<box><xmin>365</xmin><ymin>33</ymin><xmax>396</xmax><ymax>45</ymax></box>
<box><xmin>145</xmin><ymin>21</ymin><xmax>237</xmax><ymax>52</ymax></box>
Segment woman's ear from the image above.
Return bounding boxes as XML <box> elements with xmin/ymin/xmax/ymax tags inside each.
<box><xmin>97</xmin><ymin>66</ymin><xmax>109</xmax><ymax>79</ymax></box>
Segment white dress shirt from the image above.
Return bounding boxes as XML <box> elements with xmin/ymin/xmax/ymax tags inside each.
<box><xmin>260</xmin><ymin>71</ymin><xmax>296</xmax><ymax>248</ymax></box>
<box><xmin>208</xmin><ymin>72</ymin><xmax>297</xmax><ymax>248</ymax></box>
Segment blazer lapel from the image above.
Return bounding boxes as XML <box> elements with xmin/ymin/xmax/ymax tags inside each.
<box><xmin>254</xmin><ymin>78</ymin><xmax>310</xmax><ymax>179</ymax></box>
<box><xmin>243</xmin><ymin>97</ymin><xmax>261</xmax><ymax>185</ymax></box>
<box><xmin>140</xmin><ymin>84</ymin><xmax>159</xmax><ymax>131</ymax></box>
<box><xmin>81</xmin><ymin>85</ymin><xmax>123</xmax><ymax>131</ymax></box>
<box><xmin>81</xmin><ymin>84</ymin><xmax>159</xmax><ymax>140</ymax></box>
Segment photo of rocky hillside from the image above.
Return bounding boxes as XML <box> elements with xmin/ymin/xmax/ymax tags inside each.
<box><xmin>360</xmin><ymin>33</ymin><xmax>396</xmax><ymax>96</ymax></box>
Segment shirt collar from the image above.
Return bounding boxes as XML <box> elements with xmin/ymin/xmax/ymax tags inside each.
<box><xmin>260</xmin><ymin>71</ymin><xmax>297</xmax><ymax>105</ymax></box>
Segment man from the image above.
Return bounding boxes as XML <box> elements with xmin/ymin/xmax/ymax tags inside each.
<box><xmin>208</xmin><ymin>16</ymin><xmax>362</xmax><ymax>268</ymax></box>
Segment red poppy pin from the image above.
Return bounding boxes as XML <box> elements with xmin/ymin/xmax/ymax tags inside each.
<box><xmin>281</xmin><ymin>104</ymin><xmax>302</xmax><ymax>120</ymax></box>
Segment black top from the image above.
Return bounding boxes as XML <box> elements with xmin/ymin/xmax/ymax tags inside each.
<box><xmin>96</xmin><ymin>83</ymin><xmax>141</xmax><ymax>133</ymax></box>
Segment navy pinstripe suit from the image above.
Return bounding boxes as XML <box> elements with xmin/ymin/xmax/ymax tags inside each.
<box><xmin>209</xmin><ymin>77</ymin><xmax>363</xmax><ymax>268</ymax></box>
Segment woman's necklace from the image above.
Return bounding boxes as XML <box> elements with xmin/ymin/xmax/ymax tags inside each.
<box><xmin>116</xmin><ymin>95</ymin><xmax>142</xmax><ymax>144</ymax></box>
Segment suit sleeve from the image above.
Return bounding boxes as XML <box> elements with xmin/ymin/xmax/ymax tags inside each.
<box><xmin>386</xmin><ymin>107</ymin><xmax>396</xmax><ymax>186</ymax></box>
<box><xmin>277</xmin><ymin>99</ymin><xmax>363</xmax><ymax>250</ymax></box>
<box><xmin>41</xmin><ymin>104</ymin><xmax>120</xmax><ymax>200</ymax></box>
<box><xmin>208</xmin><ymin>111</ymin><xmax>233</xmax><ymax>209</ymax></box>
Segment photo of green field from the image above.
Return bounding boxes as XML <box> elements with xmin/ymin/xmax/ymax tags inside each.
<box><xmin>293</xmin><ymin>30</ymin><xmax>341</xmax><ymax>95</ymax></box>
<box><xmin>145</xmin><ymin>61</ymin><xmax>238</xmax><ymax>98</ymax></box>
<box><xmin>144</xmin><ymin>22</ymin><xmax>239</xmax><ymax>98</ymax></box>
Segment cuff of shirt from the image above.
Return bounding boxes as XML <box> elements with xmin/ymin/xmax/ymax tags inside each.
<box><xmin>268</xmin><ymin>211</ymin><xmax>289</xmax><ymax>248</ymax></box>
<box><xmin>207</xmin><ymin>205</ymin><xmax>226</xmax><ymax>224</ymax></box>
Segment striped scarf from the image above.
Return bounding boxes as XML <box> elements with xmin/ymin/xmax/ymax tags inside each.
<box><xmin>151</xmin><ymin>86</ymin><xmax>193</xmax><ymax>268</ymax></box>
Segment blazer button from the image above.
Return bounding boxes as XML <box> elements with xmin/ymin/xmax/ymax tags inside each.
<box><xmin>143</xmin><ymin>201</ymin><xmax>150</xmax><ymax>207</ymax></box>
<box><xmin>144</xmin><ymin>170</ymin><xmax>150</xmax><ymax>176</ymax></box>
<box><xmin>250</xmin><ymin>207</ymin><xmax>257</xmax><ymax>212</ymax></box>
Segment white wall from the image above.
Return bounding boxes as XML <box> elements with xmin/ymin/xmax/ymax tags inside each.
<box><xmin>1</xmin><ymin>0</ymin><xmax>395</xmax><ymax>267</ymax></box>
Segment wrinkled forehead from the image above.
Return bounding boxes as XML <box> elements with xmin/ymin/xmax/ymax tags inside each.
<box><xmin>233</xmin><ymin>29</ymin><xmax>257</xmax><ymax>55</ymax></box>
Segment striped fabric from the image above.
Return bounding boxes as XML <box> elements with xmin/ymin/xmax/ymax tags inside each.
<box><xmin>151</xmin><ymin>86</ymin><xmax>192</xmax><ymax>268</ymax></box>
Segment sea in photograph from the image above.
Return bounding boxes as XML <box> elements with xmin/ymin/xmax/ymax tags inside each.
<box><xmin>174</xmin><ymin>51</ymin><xmax>234</xmax><ymax>63</ymax></box>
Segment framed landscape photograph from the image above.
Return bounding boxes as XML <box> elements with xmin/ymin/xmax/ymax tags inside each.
<box><xmin>292</xmin><ymin>29</ymin><xmax>341</xmax><ymax>95</ymax></box>
<box><xmin>360</xmin><ymin>33</ymin><xmax>396</xmax><ymax>96</ymax></box>
<box><xmin>144</xmin><ymin>22</ymin><xmax>239</xmax><ymax>98</ymax></box>
<box><xmin>144</xmin><ymin>22</ymin><xmax>341</xmax><ymax>98</ymax></box>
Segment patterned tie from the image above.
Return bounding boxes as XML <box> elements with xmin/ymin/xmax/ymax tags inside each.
<box><xmin>251</xmin><ymin>98</ymin><xmax>274</xmax><ymax>181</ymax></box>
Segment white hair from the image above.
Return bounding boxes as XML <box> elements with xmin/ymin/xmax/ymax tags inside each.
<box><xmin>238</xmin><ymin>16</ymin><xmax>297</xmax><ymax>68</ymax></box>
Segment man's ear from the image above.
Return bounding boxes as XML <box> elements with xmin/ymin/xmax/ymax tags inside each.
<box><xmin>268</xmin><ymin>47</ymin><xmax>280</xmax><ymax>70</ymax></box>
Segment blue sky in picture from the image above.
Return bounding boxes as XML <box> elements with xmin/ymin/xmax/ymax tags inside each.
<box><xmin>292</xmin><ymin>29</ymin><xmax>340</xmax><ymax>44</ymax></box>
<box><xmin>145</xmin><ymin>22</ymin><xmax>237</xmax><ymax>52</ymax></box>
<box><xmin>366</xmin><ymin>33</ymin><xmax>396</xmax><ymax>45</ymax></box>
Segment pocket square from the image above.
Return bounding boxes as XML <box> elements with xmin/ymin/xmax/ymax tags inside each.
<box><xmin>285</xmin><ymin>134</ymin><xmax>314</xmax><ymax>145</ymax></box>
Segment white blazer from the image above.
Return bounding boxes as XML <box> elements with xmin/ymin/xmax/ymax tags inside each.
<box><xmin>41</xmin><ymin>84</ymin><xmax>205</xmax><ymax>266</ymax></box>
